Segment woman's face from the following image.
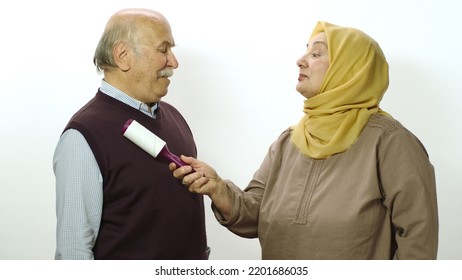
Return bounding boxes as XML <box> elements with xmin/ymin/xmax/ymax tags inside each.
<box><xmin>296</xmin><ymin>32</ymin><xmax>330</xmax><ymax>99</ymax></box>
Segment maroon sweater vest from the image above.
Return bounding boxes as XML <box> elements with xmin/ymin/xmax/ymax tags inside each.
<box><xmin>64</xmin><ymin>91</ymin><xmax>207</xmax><ymax>259</ymax></box>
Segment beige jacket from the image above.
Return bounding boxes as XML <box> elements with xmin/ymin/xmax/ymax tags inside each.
<box><xmin>214</xmin><ymin>114</ymin><xmax>438</xmax><ymax>259</ymax></box>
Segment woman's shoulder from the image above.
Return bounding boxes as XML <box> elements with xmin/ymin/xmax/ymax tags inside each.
<box><xmin>365</xmin><ymin>113</ymin><xmax>430</xmax><ymax>157</ymax></box>
<box><xmin>278</xmin><ymin>127</ymin><xmax>294</xmax><ymax>142</ymax></box>
<box><xmin>264</xmin><ymin>127</ymin><xmax>294</xmax><ymax>154</ymax></box>
<box><xmin>366</xmin><ymin>113</ymin><xmax>407</xmax><ymax>135</ymax></box>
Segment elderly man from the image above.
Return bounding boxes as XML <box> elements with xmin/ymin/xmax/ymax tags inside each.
<box><xmin>53</xmin><ymin>8</ymin><xmax>208</xmax><ymax>260</ymax></box>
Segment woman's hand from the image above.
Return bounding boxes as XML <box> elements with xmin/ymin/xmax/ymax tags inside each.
<box><xmin>169</xmin><ymin>155</ymin><xmax>232</xmax><ymax>219</ymax></box>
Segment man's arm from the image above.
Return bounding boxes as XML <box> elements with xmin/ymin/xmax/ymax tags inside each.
<box><xmin>53</xmin><ymin>129</ymin><xmax>103</xmax><ymax>260</ymax></box>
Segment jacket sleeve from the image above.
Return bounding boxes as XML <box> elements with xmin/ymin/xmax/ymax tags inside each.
<box><xmin>378</xmin><ymin>129</ymin><xmax>438</xmax><ymax>259</ymax></box>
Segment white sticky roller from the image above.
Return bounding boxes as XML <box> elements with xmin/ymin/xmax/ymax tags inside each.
<box><xmin>122</xmin><ymin>119</ymin><xmax>166</xmax><ymax>157</ymax></box>
<box><xmin>122</xmin><ymin>119</ymin><xmax>186</xmax><ymax>167</ymax></box>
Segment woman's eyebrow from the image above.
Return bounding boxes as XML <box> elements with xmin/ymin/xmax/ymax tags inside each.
<box><xmin>306</xmin><ymin>41</ymin><xmax>327</xmax><ymax>48</ymax></box>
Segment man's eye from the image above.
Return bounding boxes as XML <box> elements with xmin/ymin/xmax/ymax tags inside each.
<box><xmin>158</xmin><ymin>48</ymin><xmax>168</xmax><ymax>54</ymax></box>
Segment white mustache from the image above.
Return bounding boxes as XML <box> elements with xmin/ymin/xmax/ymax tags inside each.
<box><xmin>158</xmin><ymin>68</ymin><xmax>174</xmax><ymax>78</ymax></box>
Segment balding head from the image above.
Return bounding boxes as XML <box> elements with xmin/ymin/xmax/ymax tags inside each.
<box><xmin>93</xmin><ymin>8</ymin><xmax>171</xmax><ymax>72</ymax></box>
<box><xmin>108</xmin><ymin>8</ymin><xmax>168</xmax><ymax>28</ymax></box>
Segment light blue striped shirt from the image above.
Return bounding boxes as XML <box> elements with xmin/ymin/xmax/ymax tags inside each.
<box><xmin>53</xmin><ymin>80</ymin><xmax>157</xmax><ymax>260</ymax></box>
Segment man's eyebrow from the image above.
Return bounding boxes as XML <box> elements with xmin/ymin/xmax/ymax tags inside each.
<box><xmin>159</xmin><ymin>40</ymin><xmax>176</xmax><ymax>48</ymax></box>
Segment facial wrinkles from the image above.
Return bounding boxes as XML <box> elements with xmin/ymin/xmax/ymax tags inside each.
<box><xmin>136</xmin><ymin>26</ymin><xmax>175</xmax><ymax>79</ymax></box>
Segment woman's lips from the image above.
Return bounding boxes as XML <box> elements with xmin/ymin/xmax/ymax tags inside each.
<box><xmin>298</xmin><ymin>74</ymin><xmax>308</xmax><ymax>81</ymax></box>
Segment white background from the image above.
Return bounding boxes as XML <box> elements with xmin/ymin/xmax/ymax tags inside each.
<box><xmin>0</xmin><ymin>0</ymin><xmax>460</xmax><ymax>260</ymax></box>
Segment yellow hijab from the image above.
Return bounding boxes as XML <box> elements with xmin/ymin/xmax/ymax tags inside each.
<box><xmin>291</xmin><ymin>21</ymin><xmax>390</xmax><ymax>159</ymax></box>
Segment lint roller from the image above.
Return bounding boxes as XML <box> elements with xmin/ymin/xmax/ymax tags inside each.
<box><xmin>122</xmin><ymin>119</ymin><xmax>187</xmax><ymax>167</ymax></box>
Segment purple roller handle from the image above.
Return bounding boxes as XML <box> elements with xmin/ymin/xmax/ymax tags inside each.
<box><xmin>122</xmin><ymin>119</ymin><xmax>133</xmax><ymax>134</ymax></box>
<box><xmin>159</xmin><ymin>145</ymin><xmax>187</xmax><ymax>167</ymax></box>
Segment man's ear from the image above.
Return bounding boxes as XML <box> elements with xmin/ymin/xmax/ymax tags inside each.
<box><xmin>113</xmin><ymin>41</ymin><xmax>131</xmax><ymax>72</ymax></box>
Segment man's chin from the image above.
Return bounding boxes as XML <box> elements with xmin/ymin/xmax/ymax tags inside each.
<box><xmin>156</xmin><ymin>88</ymin><xmax>169</xmax><ymax>99</ymax></box>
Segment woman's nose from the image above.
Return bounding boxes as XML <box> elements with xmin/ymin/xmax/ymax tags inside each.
<box><xmin>297</xmin><ymin>55</ymin><xmax>307</xmax><ymax>68</ymax></box>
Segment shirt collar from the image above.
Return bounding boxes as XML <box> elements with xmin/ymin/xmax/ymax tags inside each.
<box><xmin>99</xmin><ymin>79</ymin><xmax>158</xmax><ymax>118</ymax></box>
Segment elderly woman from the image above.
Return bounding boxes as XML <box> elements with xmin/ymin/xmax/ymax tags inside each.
<box><xmin>172</xmin><ymin>21</ymin><xmax>438</xmax><ymax>259</ymax></box>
